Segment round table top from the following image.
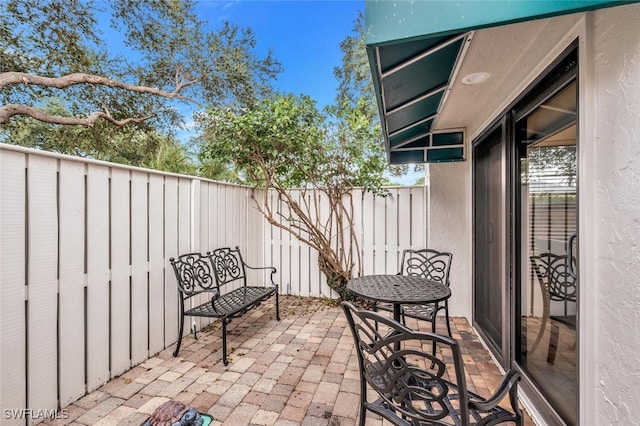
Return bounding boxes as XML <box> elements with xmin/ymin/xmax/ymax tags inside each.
<box><xmin>347</xmin><ymin>274</ymin><xmax>451</xmax><ymax>305</ymax></box>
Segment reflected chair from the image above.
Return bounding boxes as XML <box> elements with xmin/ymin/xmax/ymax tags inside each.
<box><xmin>378</xmin><ymin>248</ymin><xmax>453</xmax><ymax>337</ymax></box>
<box><xmin>342</xmin><ymin>302</ymin><xmax>523</xmax><ymax>426</ymax></box>
<box><xmin>529</xmin><ymin>253</ymin><xmax>577</xmax><ymax>364</ymax></box>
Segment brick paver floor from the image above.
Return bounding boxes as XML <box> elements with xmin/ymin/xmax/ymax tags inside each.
<box><xmin>42</xmin><ymin>295</ymin><xmax>534</xmax><ymax>425</ymax></box>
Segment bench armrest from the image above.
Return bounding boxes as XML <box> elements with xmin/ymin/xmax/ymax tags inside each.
<box><xmin>242</xmin><ymin>263</ymin><xmax>278</xmax><ymax>287</ymax></box>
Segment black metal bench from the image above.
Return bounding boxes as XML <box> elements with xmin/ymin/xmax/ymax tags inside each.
<box><xmin>170</xmin><ymin>247</ymin><xmax>280</xmax><ymax>365</ymax></box>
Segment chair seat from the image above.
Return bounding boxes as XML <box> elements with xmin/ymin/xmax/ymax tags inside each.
<box><xmin>400</xmin><ymin>303</ymin><xmax>437</xmax><ymax>321</ymax></box>
<box><xmin>368</xmin><ymin>380</ymin><xmax>517</xmax><ymax>426</ymax></box>
<box><xmin>377</xmin><ymin>302</ymin><xmax>437</xmax><ymax>321</ymax></box>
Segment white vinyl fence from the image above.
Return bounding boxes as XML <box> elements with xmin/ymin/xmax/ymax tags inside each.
<box><xmin>0</xmin><ymin>143</ymin><xmax>427</xmax><ymax>420</ymax></box>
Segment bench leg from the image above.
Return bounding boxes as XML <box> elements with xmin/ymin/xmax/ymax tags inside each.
<box><xmin>276</xmin><ymin>292</ymin><xmax>280</xmax><ymax>321</ymax></box>
<box><xmin>222</xmin><ymin>318</ymin><xmax>230</xmax><ymax>365</ymax></box>
<box><xmin>173</xmin><ymin>313</ymin><xmax>184</xmax><ymax>357</ymax></box>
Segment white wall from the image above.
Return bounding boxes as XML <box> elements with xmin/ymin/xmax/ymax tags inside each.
<box><xmin>586</xmin><ymin>4</ymin><xmax>640</xmax><ymax>424</ymax></box>
<box><xmin>428</xmin><ymin>161</ymin><xmax>471</xmax><ymax>318</ymax></box>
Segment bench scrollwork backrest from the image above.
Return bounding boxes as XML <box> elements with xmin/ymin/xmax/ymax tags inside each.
<box><xmin>170</xmin><ymin>253</ymin><xmax>218</xmax><ymax>296</ymax></box>
<box><xmin>209</xmin><ymin>247</ymin><xmax>247</xmax><ymax>287</ymax></box>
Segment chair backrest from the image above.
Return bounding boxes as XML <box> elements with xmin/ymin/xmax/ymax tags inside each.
<box><xmin>209</xmin><ymin>247</ymin><xmax>248</xmax><ymax>287</ymax></box>
<box><xmin>530</xmin><ymin>253</ymin><xmax>577</xmax><ymax>303</ymax></box>
<box><xmin>170</xmin><ymin>252</ymin><xmax>218</xmax><ymax>296</ymax></box>
<box><xmin>399</xmin><ymin>248</ymin><xmax>453</xmax><ymax>287</ymax></box>
<box><xmin>341</xmin><ymin>301</ymin><xmax>471</xmax><ymax>425</ymax></box>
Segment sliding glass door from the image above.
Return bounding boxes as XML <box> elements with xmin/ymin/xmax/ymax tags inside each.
<box><xmin>516</xmin><ymin>74</ymin><xmax>578</xmax><ymax>425</ymax></box>
<box><xmin>473</xmin><ymin>124</ymin><xmax>505</xmax><ymax>358</ymax></box>
<box><xmin>473</xmin><ymin>46</ymin><xmax>578</xmax><ymax>425</ymax></box>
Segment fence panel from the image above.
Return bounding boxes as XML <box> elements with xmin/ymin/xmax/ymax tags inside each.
<box><xmin>58</xmin><ymin>160</ymin><xmax>86</xmax><ymax>406</ymax></box>
<box><xmin>26</xmin><ymin>154</ymin><xmax>59</xmax><ymax>412</ymax></box>
<box><xmin>86</xmin><ymin>164</ymin><xmax>110</xmax><ymax>391</ymax></box>
<box><xmin>0</xmin><ymin>149</ymin><xmax>27</xmax><ymax>422</ymax></box>
<box><xmin>164</xmin><ymin>177</ymin><xmax>179</xmax><ymax>344</ymax></box>
<box><xmin>110</xmin><ymin>168</ymin><xmax>131</xmax><ymax>376</ymax></box>
<box><xmin>148</xmin><ymin>174</ymin><xmax>165</xmax><ymax>355</ymax></box>
<box><xmin>262</xmin><ymin>186</ymin><xmax>428</xmax><ymax>297</ymax></box>
<box><xmin>131</xmin><ymin>171</ymin><xmax>149</xmax><ymax>365</ymax></box>
<box><xmin>0</xmin><ymin>143</ymin><xmax>428</xmax><ymax>414</ymax></box>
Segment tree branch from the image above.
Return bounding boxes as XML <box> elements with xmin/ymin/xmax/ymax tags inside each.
<box><xmin>0</xmin><ymin>104</ymin><xmax>153</xmax><ymax>127</ymax></box>
<box><xmin>0</xmin><ymin>71</ymin><xmax>202</xmax><ymax>104</ymax></box>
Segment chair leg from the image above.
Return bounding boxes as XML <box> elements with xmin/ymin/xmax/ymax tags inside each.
<box><xmin>358</xmin><ymin>374</ymin><xmax>367</xmax><ymax>426</ymax></box>
<box><xmin>222</xmin><ymin>318</ymin><xmax>229</xmax><ymax>365</ymax></box>
<box><xmin>173</xmin><ymin>313</ymin><xmax>184</xmax><ymax>357</ymax></box>
<box><xmin>444</xmin><ymin>302</ymin><xmax>452</xmax><ymax>337</ymax></box>
<box><xmin>547</xmin><ymin>323</ymin><xmax>559</xmax><ymax>365</ymax></box>
<box><xmin>431</xmin><ymin>316</ymin><xmax>437</xmax><ymax>358</ymax></box>
<box><xmin>358</xmin><ymin>405</ymin><xmax>366</xmax><ymax>426</ymax></box>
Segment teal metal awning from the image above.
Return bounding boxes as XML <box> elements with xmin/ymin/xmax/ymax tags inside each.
<box><xmin>367</xmin><ymin>32</ymin><xmax>468</xmax><ymax>164</ymax></box>
<box><xmin>366</xmin><ymin>0</ymin><xmax>637</xmax><ymax>164</ymax></box>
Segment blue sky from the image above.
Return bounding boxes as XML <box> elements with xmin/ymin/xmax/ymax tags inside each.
<box><xmin>196</xmin><ymin>1</ymin><xmax>364</xmax><ymax>110</ymax></box>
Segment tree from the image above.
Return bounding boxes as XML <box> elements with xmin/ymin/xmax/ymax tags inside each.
<box><xmin>199</xmin><ymin>93</ymin><xmax>396</xmax><ymax>299</ymax></box>
<box><xmin>1</xmin><ymin>0</ymin><xmax>281</xmax><ymax>132</ymax></box>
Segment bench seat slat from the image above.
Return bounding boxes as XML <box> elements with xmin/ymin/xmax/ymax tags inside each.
<box><xmin>186</xmin><ymin>286</ymin><xmax>277</xmax><ymax>318</ymax></box>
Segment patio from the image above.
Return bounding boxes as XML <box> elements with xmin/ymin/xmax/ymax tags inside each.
<box><xmin>41</xmin><ymin>296</ymin><xmax>534</xmax><ymax>426</ymax></box>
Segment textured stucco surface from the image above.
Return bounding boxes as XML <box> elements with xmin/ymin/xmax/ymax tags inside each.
<box><xmin>428</xmin><ymin>161</ymin><xmax>471</xmax><ymax>318</ymax></box>
<box><xmin>591</xmin><ymin>4</ymin><xmax>640</xmax><ymax>424</ymax></box>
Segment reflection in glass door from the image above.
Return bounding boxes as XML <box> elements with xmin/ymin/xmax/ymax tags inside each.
<box><xmin>517</xmin><ymin>80</ymin><xmax>578</xmax><ymax>425</ymax></box>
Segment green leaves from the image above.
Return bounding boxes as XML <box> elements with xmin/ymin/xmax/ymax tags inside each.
<box><xmin>200</xmin><ymin>93</ymin><xmax>325</xmax><ymax>188</ymax></box>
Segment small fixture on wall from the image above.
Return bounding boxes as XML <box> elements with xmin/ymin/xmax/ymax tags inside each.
<box><xmin>461</xmin><ymin>72</ymin><xmax>490</xmax><ymax>85</ymax></box>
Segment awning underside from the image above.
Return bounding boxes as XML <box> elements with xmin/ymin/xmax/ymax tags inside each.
<box><xmin>366</xmin><ymin>0</ymin><xmax>638</xmax><ymax>165</ymax></box>
<box><xmin>369</xmin><ymin>34</ymin><xmax>468</xmax><ymax>164</ymax></box>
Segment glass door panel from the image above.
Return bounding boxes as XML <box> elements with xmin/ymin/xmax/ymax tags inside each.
<box><xmin>517</xmin><ymin>81</ymin><xmax>578</xmax><ymax>425</ymax></box>
<box><xmin>474</xmin><ymin>125</ymin><xmax>504</xmax><ymax>354</ymax></box>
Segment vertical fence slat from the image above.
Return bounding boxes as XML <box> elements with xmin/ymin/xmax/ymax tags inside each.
<box><xmin>411</xmin><ymin>187</ymin><xmax>427</xmax><ymax>248</ymax></box>
<box><xmin>86</xmin><ymin>164</ymin><xmax>110</xmax><ymax>390</ymax></box>
<box><xmin>385</xmin><ymin>189</ymin><xmax>399</xmax><ymax>273</ymax></box>
<box><xmin>148</xmin><ymin>175</ymin><xmax>165</xmax><ymax>355</ymax></box>
<box><xmin>131</xmin><ymin>171</ymin><xmax>148</xmax><ymax>365</ymax></box>
<box><xmin>397</xmin><ymin>188</ymin><xmax>412</xmax><ymax>259</ymax></box>
<box><xmin>27</xmin><ymin>154</ymin><xmax>58</xmax><ymax>411</ymax></box>
<box><xmin>351</xmin><ymin>188</ymin><xmax>364</xmax><ymax>277</ymax></box>
<box><xmin>58</xmin><ymin>160</ymin><xmax>86</xmax><ymax>405</ymax></box>
<box><xmin>373</xmin><ymin>195</ymin><xmax>386</xmax><ymax>274</ymax></box>
<box><xmin>178</xmin><ymin>178</ymin><xmax>191</xmax><ymax>335</ymax></box>
<box><xmin>110</xmin><ymin>169</ymin><xmax>131</xmax><ymax>376</ymax></box>
<box><xmin>0</xmin><ymin>150</ymin><xmax>27</xmax><ymax>420</ymax></box>
<box><xmin>195</xmin><ymin>181</ymin><xmax>209</xmax><ymax>330</ymax></box>
<box><xmin>207</xmin><ymin>183</ymin><xmax>219</xmax><ymax>250</ymax></box>
<box><xmin>164</xmin><ymin>177</ymin><xmax>179</xmax><ymax>346</ymax></box>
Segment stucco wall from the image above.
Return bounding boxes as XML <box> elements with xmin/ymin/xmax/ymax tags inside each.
<box><xmin>428</xmin><ymin>161</ymin><xmax>471</xmax><ymax>318</ymax></box>
<box><xmin>589</xmin><ymin>4</ymin><xmax>640</xmax><ymax>424</ymax></box>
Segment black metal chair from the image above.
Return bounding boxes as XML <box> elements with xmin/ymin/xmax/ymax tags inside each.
<box><xmin>529</xmin><ymin>253</ymin><xmax>577</xmax><ymax>364</ymax></box>
<box><xmin>378</xmin><ymin>248</ymin><xmax>453</xmax><ymax>337</ymax></box>
<box><xmin>342</xmin><ymin>302</ymin><xmax>522</xmax><ymax>426</ymax></box>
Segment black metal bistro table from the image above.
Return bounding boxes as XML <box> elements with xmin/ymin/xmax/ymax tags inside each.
<box><xmin>347</xmin><ymin>274</ymin><xmax>451</xmax><ymax>324</ymax></box>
